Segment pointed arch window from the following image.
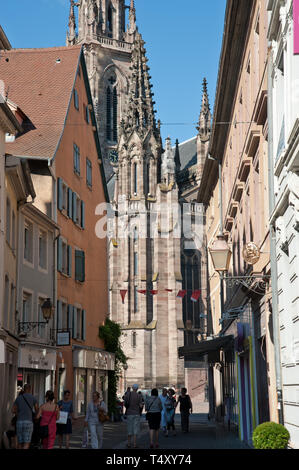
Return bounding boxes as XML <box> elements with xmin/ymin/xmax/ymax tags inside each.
<box><xmin>146</xmin><ymin>161</ymin><xmax>150</xmax><ymax>196</ymax></box>
<box><xmin>107</xmin><ymin>4</ymin><xmax>113</xmax><ymax>37</ymax></box>
<box><xmin>133</xmin><ymin>162</ymin><xmax>138</xmax><ymax>194</ymax></box>
<box><xmin>106</xmin><ymin>76</ymin><xmax>118</xmax><ymax>143</ymax></box>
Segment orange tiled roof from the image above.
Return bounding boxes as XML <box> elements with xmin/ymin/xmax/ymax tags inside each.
<box><xmin>1</xmin><ymin>45</ymin><xmax>82</xmax><ymax>159</ymax></box>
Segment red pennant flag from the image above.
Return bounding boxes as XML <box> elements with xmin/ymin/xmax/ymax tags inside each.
<box><xmin>165</xmin><ymin>289</ymin><xmax>173</xmax><ymax>292</ymax></box>
<box><xmin>177</xmin><ymin>290</ymin><xmax>187</xmax><ymax>299</ymax></box>
<box><xmin>191</xmin><ymin>290</ymin><xmax>201</xmax><ymax>302</ymax></box>
<box><xmin>137</xmin><ymin>290</ymin><xmax>147</xmax><ymax>295</ymax></box>
<box><xmin>120</xmin><ymin>290</ymin><xmax>127</xmax><ymax>304</ymax></box>
<box><xmin>150</xmin><ymin>290</ymin><xmax>158</xmax><ymax>295</ymax></box>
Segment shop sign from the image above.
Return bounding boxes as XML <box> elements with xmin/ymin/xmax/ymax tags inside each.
<box><xmin>19</xmin><ymin>345</ymin><xmax>56</xmax><ymax>370</ymax></box>
<box><xmin>73</xmin><ymin>349</ymin><xmax>115</xmax><ymax>371</ymax></box>
<box><xmin>57</xmin><ymin>331</ymin><xmax>70</xmax><ymax>346</ymax></box>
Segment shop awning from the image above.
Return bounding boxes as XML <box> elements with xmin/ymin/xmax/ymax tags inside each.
<box><xmin>178</xmin><ymin>335</ymin><xmax>234</xmax><ymax>362</ymax></box>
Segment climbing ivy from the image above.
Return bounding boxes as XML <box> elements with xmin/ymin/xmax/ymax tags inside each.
<box><xmin>99</xmin><ymin>318</ymin><xmax>127</xmax><ymax>416</ymax></box>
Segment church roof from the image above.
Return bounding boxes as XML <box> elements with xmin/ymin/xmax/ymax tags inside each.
<box><xmin>2</xmin><ymin>45</ymin><xmax>82</xmax><ymax>160</ymax></box>
<box><xmin>173</xmin><ymin>136</ymin><xmax>197</xmax><ymax>171</ymax></box>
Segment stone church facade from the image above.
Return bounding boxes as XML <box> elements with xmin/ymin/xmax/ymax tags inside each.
<box><xmin>67</xmin><ymin>0</ymin><xmax>211</xmax><ymax>392</ymax></box>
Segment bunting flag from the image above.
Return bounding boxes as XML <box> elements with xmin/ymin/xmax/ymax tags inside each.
<box><xmin>191</xmin><ymin>290</ymin><xmax>201</xmax><ymax>302</ymax></box>
<box><xmin>137</xmin><ymin>290</ymin><xmax>147</xmax><ymax>295</ymax></box>
<box><xmin>120</xmin><ymin>290</ymin><xmax>127</xmax><ymax>304</ymax></box>
<box><xmin>150</xmin><ymin>290</ymin><xmax>158</xmax><ymax>295</ymax></box>
<box><xmin>177</xmin><ymin>290</ymin><xmax>187</xmax><ymax>299</ymax></box>
<box><xmin>165</xmin><ymin>289</ymin><xmax>173</xmax><ymax>292</ymax></box>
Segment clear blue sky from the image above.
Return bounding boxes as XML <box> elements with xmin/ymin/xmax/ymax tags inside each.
<box><xmin>1</xmin><ymin>0</ymin><xmax>226</xmax><ymax>144</ymax></box>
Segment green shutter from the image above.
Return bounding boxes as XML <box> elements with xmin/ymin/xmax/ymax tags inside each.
<box><xmin>67</xmin><ymin>188</ymin><xmax>72</xmax><ymax>218</ymax></box>
<box><xmin>57</xmin><ymin>237</ymin><xmax>63</xmax><ymax>272</ymax></box>
<box><xmin>81</xmin><ymin>201</ymin><xmax>85</xmax><ymax>229</ymax></box>
<box><xmin>58</xmin><ymin>178</ymin><xmax>63</xmax><ymax>211</ymax></box>
<box><xmin>75</xmin><ymin>250</ymin><xmax>85</xmax><ymax>282</ymax></box>
<box><xmin>72</xmin><ymin>307</ymin><xmax>77</xmax><ymax>339</ymax></box>
<box><xmin>82</xmin><ymin>309</ymin><xmax>86</xmax><ymax>341</ymax></box>
<box><xmin>67</xmin><ymin>245</ymin><xmax>72</xmax><ymax>277</ymax></box>
<box><xmin>72</xmin><ymin>192</ymin><xmax>77</xmax><ymax>223</ymax></box>
<box><xmin>67</xmin><ymin>305</ymin><xmax>73</xmax><ymax>334</ymax></box>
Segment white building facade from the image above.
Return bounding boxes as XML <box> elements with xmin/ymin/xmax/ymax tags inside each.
<box><xmin>268</xmin><ymin>0</ymin><xmax>299</xmax><ymax>449</ymax></box>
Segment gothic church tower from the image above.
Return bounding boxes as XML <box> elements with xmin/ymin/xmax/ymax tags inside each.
<box><xmin>108</xmin><ymin>32</ymin><xmax>185</xmax><ymax>390</ymax></box>
<box><xmin>66</xmin><ymin>0</ymin><xmax>137</xmax><ymax>180</ymax></box>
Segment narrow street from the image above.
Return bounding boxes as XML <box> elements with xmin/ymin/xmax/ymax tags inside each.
<box><xmin>54</xmin><ymin>413</ymin><xmax>249</xmax><ymax>450</ymax></box>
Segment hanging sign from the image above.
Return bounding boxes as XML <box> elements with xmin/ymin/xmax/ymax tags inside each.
<box><xmin>295</xmin><ymin>0</ymin><xmax>299</xmax><ymax>54</ymax></box>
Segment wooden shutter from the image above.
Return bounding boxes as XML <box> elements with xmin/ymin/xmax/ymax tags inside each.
<box><xmin>67</xmin><ymin>245</ymin><xmax>72</xmax><ymax>277</ymax></box>
<box><xmin>67</xmin><ymin>305</ymin><xmax>73</xmax><ymax>334</ymax></box>
<box><xmin>67</xmin><ymin>188</ymin><xmax>72</xmax><ymax>218</ymax></box>
<box><xmin>72</xmin><ymin>192</ymin><xmax>77</xmax><ymax>223</ymax></box>
<box><xmin>81</xmin><ymin>201</ymin><xmax>85</xmax><ymax>229</ymax></box>
<box><xmin>57</xmin><ymin>237</ymin><xmax>63</xmax><ymax>272</ymax></box>
<box><xmin>75</xmin><ymin>250</ymin><xmax>85</xmax><ymax>282</ymax></box>
<box><xmin>58</xmin><ymin>178</ymin><xmax>63</xmax><ymax>211</ymax></box>
<box><xmin>72</xmin><ymin>306</ymin><xmax>77</xmax><ymax>339</ymax></box>
<box><xmin>82</xmin><ymin>309</ymin><xmax>86</xmax><ymax>341</ymax></box>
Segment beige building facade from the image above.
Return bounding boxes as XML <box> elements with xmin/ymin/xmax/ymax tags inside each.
<box><xmin>197</xmin><ymin>0</ymin><xmax>278</xmax><ymax>444</ymax></box>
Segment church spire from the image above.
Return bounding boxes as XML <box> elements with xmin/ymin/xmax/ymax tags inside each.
<box><xmin>120</xmin><ymin>31</ymin><xmax>159</xmax><ymax>140</ymax></box>
<box><xmin>128</xmin><ymin>0</ymin><xmax>137</xmax><ymax>34</ymax></box>
<box><xmin>66</xmin><ymin>0</ymin><xmax>77</xmax><ymax>46</ymax></box>
<box><xmin>197</xmin><ymin>77</ymin><xmax>212</xmax><ymax>142</ymax></box>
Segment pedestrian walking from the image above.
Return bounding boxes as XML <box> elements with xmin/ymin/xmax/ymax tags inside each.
<box><xmin>159</xmin><ymin>388</ymin><xmax>168</xmax><ymax>435</ymax></box>
<box><xmin>84</xmin><ymin>391</ymin><xmax>108</xmax><ymax>449</ymax></box>
<box><xmin>176</xmin><ymin>388</ymin><xmax>193</xmax><ymax>433</ymax></box>
<box><xmin>165</xmin><ymin>389</ymin><xmax>176</xmax><ymax>436</ymax></box>
<box><xmin>124</xmin><ymin>384</ymin><xmax>143</xmax><ymax>448</ymax></box>
<box><xmin>145</xmin><ymin>388</ymin><xmax>163</xmax><ymax>449</ymax></box>
<box><xmin>56</xmin><ymin>390</ymin><xmax>74</xmax><ymax>449</ymax></box>
<box><xmin>36</xmin><ymin>391</ymin><xmax>60</xmax><ymax>449</ymax></box>
<box><xmin>12</xmin><ymin>384</ymin><xmax>39</xmax><ymax>449</ymax></box>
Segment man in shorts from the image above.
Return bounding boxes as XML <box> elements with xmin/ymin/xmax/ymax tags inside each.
<box><xmin>12</xmin><ymin>384</ymin><xmax>39</xmax><ymax>449</ymax></box>
<box><xmin>124</xmin><ymin>384</ymin><xmax>143</xmax><ymax>448</ymax></box>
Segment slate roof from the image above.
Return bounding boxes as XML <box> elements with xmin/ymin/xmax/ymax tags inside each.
<box><xmin>1</xmin><ymin>46</ymin><xmax>82</xmax><ymax>159</ymax></box>
<box><xmin>173</xmin><ymin>136</ymin><xmax>197</xmax><ymax>171</ymax></box>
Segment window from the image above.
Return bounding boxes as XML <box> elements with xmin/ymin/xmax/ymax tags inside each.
<box><xmin>57</xmin><ymin>237</ymin><xmax>72</xmax><ymax>277</ymax></box>
<box><xmin>134</xmin><ymin>252</ymin><xmax>138</xmax><ymax>276</ymax></box>
<box><xmin>74</xmin><ymin>89</ymin><xmax>79</xmax><ymax>110</ymax></box>
<box><xmin>6</xmin><ymin>198</ymin><xmax>11</xmax><ymax>244</ymax></box>
<box><xmin>85</xmin><ymin>104</ymin><xmax>90</xmax><ymax>124</ymax></box>
<box><xmin>132</xmin><ymin>331</ymin><xmax>137</xmax><ymax>348</ymax></box>
<box><xmin>72</xmin><ymin>307</ymin><xmax>86</xmax><ymax>340</ymax></box>
<box><xmin>133</xmin><ymin>162</ymin><xmax>137</xmax><ymax>194</ymax></box>
<box><xmin>39</xmin><ymin>230</ymin><xmax>47</xmax><ymax>270</ymax></box>
<box><xmin>11</xmin><ymin>211</ymin><xmax>16</xmax><ymax>251</ymax></box>
<box><xmin>107</xmin><ymin>4</ymin><xmax>113</xmax><ymax>37</ymax></box>
<box><xmin>75</xmin><ymin>249</ymin><xmax>85</xmax><ymax>282</ymax></box>
<box><xmin>106</xmin><ymin>76</ymin><xmax>117</xmax><ymax>142</ymax></box>
<box><xmin>72</xmin><ymin>192</ymin><xmax>85</xmax><ymax>229</ymax></box>
<box><xmin>86</xmin><ymin>158</ymin><xmax>92</xmax><ymax>187</ymax></box>
<box><xmin>73</xmin><ymin>144</ymin><xmax>80</xmax><ymax>175</ymax></box>
<box><xmin>24</xmin><ymin>220</ymin><xmax>33</xmax><ymax>263</ymax></box>
<box><xmin>9</xmin><ymin>283</ymin><xmax>15</xmax><ymax>331</ymax></box>
<box><xmin>4</xmin><ymin>275</ymin><xmax>9</xmax><ymax>328</ymax></box>
<box><xmin>38</xmin><ymin>298</ymin><xmax>47</xmax><ymax>338</ymax></box>
<box><xmin>57</xmin><ymin>178</ymin><xmax>69</xmax><ymax>213</ymax></box>
<box><xmin>56</xmin><ymin>300</ymin><xmax>68</xmax><ymax>332</ymax></box>
<box><xmin>22</xmin><ymin>292</ymin><xmax>32</xmax><ymax>323</ymax></box>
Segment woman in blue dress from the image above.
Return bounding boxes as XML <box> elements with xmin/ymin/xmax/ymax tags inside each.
<box><xmin>159</xmin><ymin>388</ymin><xmax>168</xmax><ymax>435</ymax></box>
<box><xmin>57</xmin><ymin>390</ymin><xmax>74</xmax><ymax>449</ymax></box>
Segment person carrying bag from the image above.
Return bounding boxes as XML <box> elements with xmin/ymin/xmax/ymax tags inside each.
<box><xmin>36</xmin><ymin>391</ymin><xmax>60</xmax><ymax>449</ymax></box>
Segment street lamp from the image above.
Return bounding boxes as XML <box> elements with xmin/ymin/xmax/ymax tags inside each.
<box><xmin>18</xmin><ymin>298</ymin><xmax>54</xmax><ymax>334</ymax></box>
<box><xmin>209</xmin><ymin>235</ymin><xmax>232</xmax><ymax>272</ymax></box>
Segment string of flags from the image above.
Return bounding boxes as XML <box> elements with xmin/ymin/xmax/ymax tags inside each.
<box><xmin>119</xmin><ymin>289</ymin><xmax>201</xmax><ymax>304</ymax></box>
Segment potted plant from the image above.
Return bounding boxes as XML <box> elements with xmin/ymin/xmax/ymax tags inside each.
<box><xmin>252</xmin><ymin>422</ymin><xmax>290</xmax><ymax>449</ymax></box>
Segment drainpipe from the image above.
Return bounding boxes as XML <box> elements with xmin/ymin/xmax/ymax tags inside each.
<box><xmin>267</xmin><ymin>44</ymin><xmax>284</xmax><ymax>425</ymax></box>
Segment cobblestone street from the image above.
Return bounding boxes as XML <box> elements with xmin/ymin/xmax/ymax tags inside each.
<box><xmin>54</xmin><ymin>413</ymin><xmax>249</xmax><ymax>450</ymax></box>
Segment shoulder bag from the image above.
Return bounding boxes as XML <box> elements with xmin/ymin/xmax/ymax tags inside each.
<box><xmin>98</xmin><ymin>401</ymin><xmax>109</xmax><ymax>423</ymax></box>
<box><xmin>22</xmin><ymin>394</ymin><xmax>36</xmax><ymax>422</ymax></box>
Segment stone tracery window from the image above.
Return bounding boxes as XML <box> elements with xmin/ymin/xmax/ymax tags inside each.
<box><xmin>106</xmin><ymin>74</ymin><xmax>118</xmax><ymax>142</ymax></box>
